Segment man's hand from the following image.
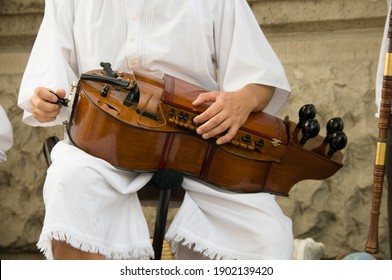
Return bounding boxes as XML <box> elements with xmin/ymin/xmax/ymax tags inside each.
<box><xmin>30</xmin><ymin>87</ymin><xmax>66</xmax><ymax>123</ymax></box>
<box><xmin>192</xmin><ymin>84</ymin><xmax>275</xmax><ymax>145</ymax></box>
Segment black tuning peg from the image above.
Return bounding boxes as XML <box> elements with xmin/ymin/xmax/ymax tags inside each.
<box><xmin>299</xmin><ymin>119</ymin><xmax>320</xmax><ymax>145</ymax></box>
<box><xmin>324</xmin><ymin>117</ymin><xmax>344</xmax><ymax>143</ymax></box>
<box><xmin>297</xmin><ymin>104</ymin><xmax>316</xmax><ymax>129</ymax></box>
<box><xmin>327</xmin><ymin>131</ymin><xmax>347</xmax><ymax>157</ymax></box>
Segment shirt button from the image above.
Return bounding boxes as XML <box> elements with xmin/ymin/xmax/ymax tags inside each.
<box><xmin>132</xmin><ymin>15</ymin><xmax>140</xmax><ymax>21</ymax></box>
<box><xmin>129</xmin><ymin>35</ymin><xmax>137</xmax><ymax>43</ymax></box>
<box><xmin>128</xmin><ymin>60</ymin><xmax>138</xmax><ymax>68</ymax></box>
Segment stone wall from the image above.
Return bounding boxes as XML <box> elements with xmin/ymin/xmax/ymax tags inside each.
<box><xmin>0</xmin><ymin>0</ymin><xmax>390</xmax><ymax>260</ymax></box>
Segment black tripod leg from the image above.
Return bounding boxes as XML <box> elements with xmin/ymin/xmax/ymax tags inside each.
<box><xmin>152</xmin><ymin>189</ymin><xmax>171</xmax><ymax>260</ymax></box>
<box><xmin>148</xmin><ymin>170</ymin><xmax>183</xmax><ymax>260</ymax></box>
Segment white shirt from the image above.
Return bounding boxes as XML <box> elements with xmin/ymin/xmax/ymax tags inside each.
<box><xmin>0</xmin><ymin>105</ymin><xmax>13</xmax><ymax>162</ymax></box>
<box><xmin>18</xmin><ymin>0</ymin><xmax>290</xmax><ymax>127</ymax></box>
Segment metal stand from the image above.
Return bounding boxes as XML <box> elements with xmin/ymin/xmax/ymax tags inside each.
<box><xmin>146</xmin><ymin>170</ymin><xmax>183</xmax><ymax>260</ymax></box>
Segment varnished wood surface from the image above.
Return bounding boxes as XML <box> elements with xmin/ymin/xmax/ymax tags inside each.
<box><xmin>67</xmin><ymin>70</ymin><xmax>343</xmax><ymax>195</ymax></box>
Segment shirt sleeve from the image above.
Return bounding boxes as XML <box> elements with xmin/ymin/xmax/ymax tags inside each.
<box><xmin>0</xmin><ymin>105</ymin><xmax>13</xmax><ymax>162</ymax></box>
<box><xmin>213</xmin><ymin>0</ymin><xmax>291</xmax><ymax>116</ymax></box>
<box><xmin>17</xmin><ymin>0</ymin><xmax>78</xmax><ymax>127</ymax></box>
<box><xmin>375</xmin><ymin>0</ymin><xmax>391</xmax><ymax>116</ymax></box>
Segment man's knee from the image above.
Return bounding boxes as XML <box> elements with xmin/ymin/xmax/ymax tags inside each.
<box><xmin>52</xmin><ymin>240</ymin><xmax>106</xmax><ymax>260</ymax></box>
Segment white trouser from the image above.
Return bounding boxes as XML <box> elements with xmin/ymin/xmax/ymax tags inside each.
<box><xmin>38</xmin><ymin>139</ymin><xmax>294</xmax><ymax>260</ymax></box>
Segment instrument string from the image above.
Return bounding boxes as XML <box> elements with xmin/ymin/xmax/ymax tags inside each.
<box><xmin>136</xmin><ymin>93</ymin><xmax>167</xmax><ymax>128</ymax></box>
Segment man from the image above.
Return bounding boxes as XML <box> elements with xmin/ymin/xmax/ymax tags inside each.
<box><xmin>18</xmin><ymin>0</ymin><xmax>293</xmax><ymax>260</ymax></box>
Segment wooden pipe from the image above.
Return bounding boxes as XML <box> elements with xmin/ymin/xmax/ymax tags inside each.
<box><xmin>365</xmin><ymin>7</ymin><xmax>392</xmax><ymax>254</ymax></box>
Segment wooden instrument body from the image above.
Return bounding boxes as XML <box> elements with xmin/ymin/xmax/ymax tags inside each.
<box><xmin>67</xmin><ymin>70</ymin><xmax>343</xmax><ymax>195</ymax></box>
